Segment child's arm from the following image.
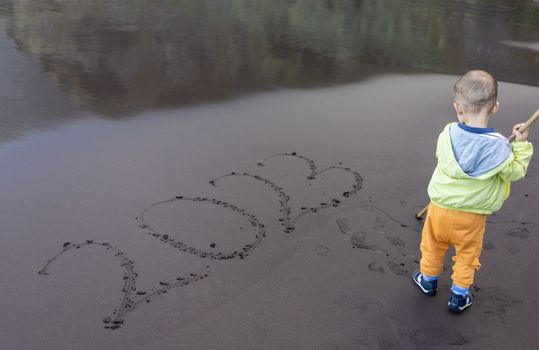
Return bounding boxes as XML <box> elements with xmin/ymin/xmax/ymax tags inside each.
<box><xmin>499</xmin><ymin>124</ymin><xmax>533</xmax><ymax>182</ymax></box>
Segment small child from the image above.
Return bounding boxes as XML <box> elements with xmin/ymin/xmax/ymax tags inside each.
<box><xmin>412</xmin><ymin>70</ymin><xmax>533</xmax><ymax>312</ymax></box>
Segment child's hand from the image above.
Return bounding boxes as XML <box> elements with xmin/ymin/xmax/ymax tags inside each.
<box><xmin>512</xmin><ymin>123</ymin><xmax>529</xmax><ymax>142</ymax></box>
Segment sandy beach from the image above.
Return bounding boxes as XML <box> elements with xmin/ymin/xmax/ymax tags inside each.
<box><xmin>1</xmin><ymin>74</ymin><xmax>538</xmax><ymax>349</ymax></box>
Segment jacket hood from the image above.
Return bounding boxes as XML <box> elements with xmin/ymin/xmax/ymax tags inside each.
<box><xmin>436</xmin><ymin>123</ymin><xmax>514</xmax><ymax>181</ymax></box>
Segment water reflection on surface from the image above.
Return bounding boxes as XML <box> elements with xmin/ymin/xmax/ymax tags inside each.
<box><xmin>0</xmin><ymin>0</ymin><xmax>538</xmax><ymax>119</ymax></box>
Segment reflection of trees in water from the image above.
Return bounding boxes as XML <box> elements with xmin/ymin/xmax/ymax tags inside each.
<box><xmin>1</xmin><ymin>0</ymin><xmax>538</xmax><ymax>116</ymax></box>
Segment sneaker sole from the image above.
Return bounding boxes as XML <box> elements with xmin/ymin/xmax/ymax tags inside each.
<box><xmin>412</xmin><ymin>274</ymin><xmax>437</xmax><ymax>297</ymax></box>
<box><xmin>448</xmin><ymin>300</ymin><xmax>472</xmax><ymax>313</ymax></box>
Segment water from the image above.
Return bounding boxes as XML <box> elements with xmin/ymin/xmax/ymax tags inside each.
<box><xmin>0</xmin><ymin>0</ymin><xmax>537</xmax><ymax>124</ymax></box>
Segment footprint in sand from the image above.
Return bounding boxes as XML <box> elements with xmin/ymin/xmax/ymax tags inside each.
<box><xmin>506</xmin><ymin>225</ymin><xmax>530</xmax><ymax>239</ymax></box>
<box><xmin>506</xmin><ymin>240</ymin><xmax>521</xmax><ymax>254</ymax></box>
<box><xmin>373</xmin><ymin>217</ymin><xmax>387</xmax><ymax>233</ymax></box>
<box><xmin>483</xmin><ymin>239</ymin><xmax>496</xmax><ymax>251</ymax></box>
<box><xmin>315</xmin><ymin>245</ymin><xmax>331</xmax><ymax>256</ymax></box>
<box><xmin>350</xmin><ymin>231</ymin><xmax>387</xmax><ymax>254</ymax></box>
<box><xmin>377</xmin><ymin>318</ymin><xmax>470</xmax><ymax>349</ymax></box>
<box><xmin>336</xmin><ymin>218</ymin><xmax>388</xmax><ymax>256</ymax></box>
<box><xmin>385</xmin><ymin>235</ymin><xmax>405</xmax><ymax>247</ymax></box>
<box><xmin>386</xmin><ymin>260</ymin><xmax>409</xmax><ymax>276</ymax></box>
<box><xmin>475</xmin><ymin>286</ymin><xmax>523</xmax><ymax>324</ymax></box>
<box><xmin>504</xmin><ymin>223</ymin><xmax>534</xmax><ymax>254</ymax></box>
<box><xmin>336</xmin><ymin>217</ymin><xmax>414</xmax><ymax>276</ymax></box>
<box><xmin>368</xmin><ymin>262</ymin><xmax>385</xmax><ymax>274</ymax></box>
<box><xmin>403</xmin><ymin>327</ymin><xmax>469</xmax><ymax>348</ymax></box>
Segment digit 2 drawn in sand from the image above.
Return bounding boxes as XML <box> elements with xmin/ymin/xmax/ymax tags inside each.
<box><xmin>38</xmin><ymin>153</ymin><xmax>363</xmax><ymax>329</ymax></box>
<box><xmin>38</xmin><ymin>240</ymin><xmax>210</xmax><ymax>329</ymax></box>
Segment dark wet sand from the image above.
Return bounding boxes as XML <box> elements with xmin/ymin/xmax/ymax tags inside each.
<box><xmin>1</xmin><ymin>74</ymin><xmax>538</xmax><ymax>349</ymax></box>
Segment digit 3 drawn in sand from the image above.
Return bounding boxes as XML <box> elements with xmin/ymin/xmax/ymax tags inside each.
<box><xmin>210</xmin><ymin>152</ymin><xmax>363</xmax><ymax>233</ymax></box>
<box><xmin>38</xmin><ymin>153</ymin><xmax>363</xmax><ymax>329</ymax></box>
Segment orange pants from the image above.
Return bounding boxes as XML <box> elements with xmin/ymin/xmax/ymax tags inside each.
<box><xmin>420</xmin><ymin>203</ymin><xmax>487</xmax><ymax>288</ymax></box>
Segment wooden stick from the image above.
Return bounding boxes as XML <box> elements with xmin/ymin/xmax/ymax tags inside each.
<box><xmin>416</xmin><ymin>109</ymin><xmax>539</xmax><ymax>220</ymax></box>
<box><xmin>415</xmin><ymin>205</ymin><xmax>429</xmax><ymax>220</ymax></box>
<box><xmin>508</xmin><ymin>109</ymin><xmax>539</xmax><ymax>142</ymax></box>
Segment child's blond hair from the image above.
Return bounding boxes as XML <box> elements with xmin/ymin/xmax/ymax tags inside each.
<box><xmin>454</xmin><ymin>70</ymin><xmax>498</xmax><ymax>114</ymax></box>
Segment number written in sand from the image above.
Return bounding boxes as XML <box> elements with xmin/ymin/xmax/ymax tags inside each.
<box><xmin>39</xmin><ymin>153</ymin><xmax>363</xmax><ymax>329</ymax></box>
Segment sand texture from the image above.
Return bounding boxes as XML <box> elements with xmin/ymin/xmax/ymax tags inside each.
<box><xmin>1</xmin><ymin>75</ymin><xmax>538</xmax><ymax>349</ymax></box>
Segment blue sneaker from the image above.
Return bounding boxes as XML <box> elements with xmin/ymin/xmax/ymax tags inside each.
<box><xmin>448</xmin><ymin>292</ymin><xmax>472</xmax><ymax>313</ymax></box>
<box><xmin>412</xmin><ymin>270</ymin><xmax>437</xmax><ymax>296</ymax></box>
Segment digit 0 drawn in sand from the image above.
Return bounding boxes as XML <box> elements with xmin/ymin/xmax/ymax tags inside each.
<box><xmin>39</xmin><ymin>153</ymin><xmax>363</xmax><ymax>329</ymax></box>
<box><xmin>138</xmin><ymin>196</ymin><xmax>266</xmax><ymax>260</ymax></box>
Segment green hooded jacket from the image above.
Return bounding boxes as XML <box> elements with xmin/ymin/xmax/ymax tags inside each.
<box><xmin>428</xmin><ymin>123</ymin><xmax>533</xmax><ymax>214</ymax></box>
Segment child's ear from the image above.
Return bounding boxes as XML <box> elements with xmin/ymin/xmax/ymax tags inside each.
<box><xmin>453</xmin><ymin>101</ymin><xmax>464</xmax><ymax>121</ymax></box>
<box><xmin>490</xmin><ymin>101</ymin><xmax>500</xmax><ymax>115</ymax></box>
